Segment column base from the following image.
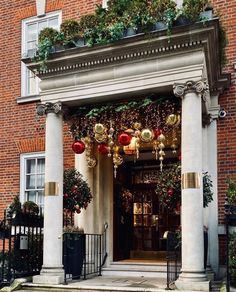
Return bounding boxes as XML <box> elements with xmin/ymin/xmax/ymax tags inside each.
<box><xmin>175</xmin><ymin>272</ymin><xmax>210</xmax><ymax>291</ymax></box>
<box><xmin>33</xmin><ymin>267</ymin><xmax>64</xmax><ymax>285</ymax></box>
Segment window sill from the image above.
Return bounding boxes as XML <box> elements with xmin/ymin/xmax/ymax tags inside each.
<box><xmin>17</xmin><ymin>94</ymin><xmax>41</xmax><ymax>104</ymax></box>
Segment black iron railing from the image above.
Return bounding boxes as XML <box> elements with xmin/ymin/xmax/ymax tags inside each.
<box><xmin>0</xmin><ymin>210</ymin><xmax>43</xmax><ymax>288</ymax></box>
<box><xmin>166</xmin><ymin>231</ymin><xmax>181</xmax><ymax>290</ymax></box>
<box><xmin>63</xmin><ymin>223</ymin><xmax>108</xmax><ymax>283</ymax></box>
<box><xmin>225</xmin><ymin>202</ymin><xmax>236</xmax><ymax>292</ymax></box>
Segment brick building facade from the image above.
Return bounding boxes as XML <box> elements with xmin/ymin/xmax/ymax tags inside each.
<box><xmin>1</xmin><ymin>0</ymin><xmax>236</xmax><ymax>286</ymax></box>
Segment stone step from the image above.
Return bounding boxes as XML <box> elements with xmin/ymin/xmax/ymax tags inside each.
<box><xmin>102</xmin><ymin>262</ymin><xmax>167</xmax><ymax>278</ymax></box>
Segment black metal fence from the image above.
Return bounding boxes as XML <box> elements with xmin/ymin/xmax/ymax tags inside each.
<box><xmin>0</xmin><ymin>210</ymin><xmax>43</xmax><ymax>288</ymax></box>
<box><xmin>166</xmin><ymin>231</ymin><xmax>181</xmax><ymax>290</ymax></box>
<box><xmin>225</xmin><ymin>203</ymin><xmax>236</xmax><ymax>292</ymax></box>
<box><xmin>63</xmin><ymin>224</ymin><xmax>108</xmax><ymax>283</ymax></box>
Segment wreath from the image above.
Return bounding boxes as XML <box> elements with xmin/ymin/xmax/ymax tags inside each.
<box><xmin>63</xmin><ymin>168</ymin><xmax>92</xmax><ymax>213</ymax></box>
<box><xmin>156</xmin><ymin>163</ymin><xmax>213</xmax><ymax>210</ymax></box>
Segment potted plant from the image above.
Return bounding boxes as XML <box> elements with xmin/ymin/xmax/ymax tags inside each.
<box><xmin>181</xmin><ymin>0</ymin><xmax>210</xmax><ymax>23</ymax></box>
<box><xmin>225</xmin><ymin>177</ymin><xmax>236</xmax><ymax>225</ymax></box>
<box><xmin>125</xmin><ymin>0</ymin><xmax>153</xmax><ymax>34</ymax></box>
<box><xmin>60</xmin><ymin>19</ymin><xmax>84</xmax><ymax>48</ymax></box>
<box><xmin>79</xmin><ymin>14</ymin><xmax>99</xmax><ymax>47</ymax></box>
<box><xmin>63</xmin><ymin>168</ymin><xmax>92</xmax><ymax>214</ymax></box>
<box><xmin>149</xmin><ymin>0</ymin><xmax>177</xmax><ymax>31</ymax></box>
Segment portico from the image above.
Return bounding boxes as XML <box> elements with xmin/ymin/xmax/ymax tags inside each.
<box><xmin>23</xmin><ymin>19</ymin><xmax>230</xmax><ymax>290</ymax></box>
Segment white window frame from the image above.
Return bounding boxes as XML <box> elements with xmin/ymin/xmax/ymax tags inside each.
<box><xmin>20</xmin><ymin>152</ymin><xmax>45</xmax><ymax>209</ymax></box>
<box><xmin>21</xmin><ymin>10</ymin><xmax>62</xmax><ymax>99</ymax></box>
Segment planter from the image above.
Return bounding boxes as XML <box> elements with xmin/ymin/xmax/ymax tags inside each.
<box><xmin>124</xmin><ymin>27</ymin><xmax>137</xmax><ymax>38</ymax></box>
<box><xmin>63</xmin><ymin>233</ymin><xmax>85</xmax><ymax>279</ymax></box>
<box><xmin>200</xmin><ymin>10</ymin><xmax>213</xmax><ymax>21</ymax></box>
<box><xmin>173</xmin><ymin>16</ymin><xmax>192</xmax><ymax>27</ymax></box>
<box><xmin>12</xmin><ymin>213</ymin><xmax>43</xmax><ymax>227</ymax></box>
<box><xmin>153</xmin><ymin>22</ymin><xmax>167</xmax><ymax>31</ymax></box>
<box><xmin>225</xmin><ymin>204</ymin><xmax>236</xmax><ymax>226</ymax></box>
<box><xmin>74</xmin><ymin>38</ymin><xmax>85</xmax><ymax>48</ymax></box>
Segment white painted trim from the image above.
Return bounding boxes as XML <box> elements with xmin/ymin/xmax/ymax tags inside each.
<box><xmin>102</xmin><ymin>0</ymin><xmax>108</xmax><ymax>9</ymax></box>
<box><xmin>20</xmin><ymin>152</ymin><xmax>45</xmax><ymax>205</ymax></box>
<box><xmin>36</xmin><ymin>0</ymin><xmax>46</xmax><ymax>17</ymax></box>
<box><xmin>21</xmin><ymin>10</ymin><xmax>62</xmax><ymax>98</ymax></box>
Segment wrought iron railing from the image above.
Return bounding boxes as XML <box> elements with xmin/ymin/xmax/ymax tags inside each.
<box><xmin>63</xmin><ymin>223</ymin><xmax>108</xmax><ymax>283</ymax></box>
<box><xmin>166</xmin><ymin>231</ymin><xmax>181</xmax><ymax>290</ymax></box>
<box><xmin>0</xmin><ymin>210</ymin><xmax>43</xmax><ymax>288</ymax></box>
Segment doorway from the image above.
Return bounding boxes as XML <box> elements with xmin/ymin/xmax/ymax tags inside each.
<box><xmin>113</xmin><ymin>160</ymin><xmax>180</xmax><ymax>262</ymax></box>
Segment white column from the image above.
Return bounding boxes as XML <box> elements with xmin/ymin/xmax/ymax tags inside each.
<box><xmin>174</xmin><ymin>80</ymin><xmax>210</xmax><ymax>291</ymax></box>
<box><xmin>34</xmin><ymin>102</ymin><xmax>64</xmax><ymax>285</ymax></box>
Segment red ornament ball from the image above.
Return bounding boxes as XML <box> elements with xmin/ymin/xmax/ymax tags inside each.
<box><xmin>98</xmin><ymin>143</ymin><xmax>109</xmax><ymax>155</ymax></box>
<box><xmin>167</xmin><ymin>188</ymin><xmax>174</xmax><ymax>197</ymax></box>
<box><xmin>153</xmin><ymin>128</ymin><xmax>162</xmax><ymax>139</ymax></box>
<box><xmin>118</xmin><ymin>133</ymin><xmax>132</xmax><ymax>146</ymax></box>
<box><xmin>72</xmin><ymin>140</ymin><xmax>85</xmax><ymax>154</ymax></box>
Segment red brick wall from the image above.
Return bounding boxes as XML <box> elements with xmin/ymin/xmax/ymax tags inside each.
<box><xmin>0</xmin><ymin>0</ymin><xmax>103</xmax><ymax>215</ymax></box>
<box><xmin>211</xmin><ymin>0</ymin><xmax>236</xmax><ymax>264</ymax></box>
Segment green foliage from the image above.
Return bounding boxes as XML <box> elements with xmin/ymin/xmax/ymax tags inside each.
<box><xmin>38</xmin><ymin>27</ymin><xmax>59</xmax><ymax>43</ymax></box>
<box><xmin>156</xmin><ymin>163</ymin><xmax>181</xmax><ymax>210</ymax></box>
<box><xmin>229</xmin><ymin>232</ymin><xmax>236</xmax><ymax>286</ymax></box>
<box><xmin>226</xmin><ymin>177</ymin><xmax>236</xmax><ymax>205</ymax></box>
<box><xmin>8</xmin><ymin>195</ymin><xmax>22</xmax><ymax>215</ymax></box>
<box><xmin>60</xmin><ymin>19</ymin><xmax>80</xmax><ymax>41</ymax></box>
<box><xmin>182</xmin><ymin>0</ymin><xmax>210</xmax><ymax>22</ymax></box>
<box><xmin>203</xmin><ymin>172</ymin><xmax>213</xmax><ymax>208</ymax></box>
<box><xmin>149</xmin><ymin>0</ymin><xmax>177</xmax><ymax>22</ymax></box>
<box><xmin>22</xmin><ymin>201</ymin><xmax>39</xmax><ymax>215</ymax></box>
<box><xmin>156</xmin><ymin>165</ymin><xmax>214</xmax><ymax>210</ymax></box>
<box><xmin>63</xmin><ymin>168</ymin><xmax>92</xmax><ymax>213</ymax></box>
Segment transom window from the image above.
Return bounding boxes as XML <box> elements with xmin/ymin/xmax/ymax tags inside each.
<box><xmin>20</xmin><ymin>153</ymin><xmax>45</xmax><ymax>210</ymax></box>
<box><xmin>21</xmin><ymin>11</ymin><xmax>61</xmax><ymax>97</ymax></box>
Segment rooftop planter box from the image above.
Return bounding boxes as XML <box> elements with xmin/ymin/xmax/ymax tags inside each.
<box><xmin>30</xmin><ymin>0</ymin><xmax>219</xmax><ymax>72</ymax></box>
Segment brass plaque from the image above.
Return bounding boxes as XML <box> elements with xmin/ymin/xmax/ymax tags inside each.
<box><xmin>44</xmin><ymin>182</ymin><xmax>59</xmax><ymax>196</ymax></box>
<box><xmin>181</xmin><ymin>172</ymin><xmax>200</xmax><ymax>189</ymax></box>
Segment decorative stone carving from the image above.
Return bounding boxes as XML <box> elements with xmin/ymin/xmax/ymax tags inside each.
<box><xmin>37</xmin><ymin>102</ymin><xmax>62</xmax><ymax>116</ymax></box>
<box><xmin>173</xmin><ymin>80</ymin><xmax>209</xmax><ymax>99</ymax></box>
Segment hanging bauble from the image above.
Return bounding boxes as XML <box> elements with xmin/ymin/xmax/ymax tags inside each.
<box><xmin>167</xmin><ymin>188</ymin><xmax>174</xmax><ymax>197</ymax></box>
<box><xmin>87</xmin><ymin>157</ymin><xmax>97</xmax><ymax>168</ymax></box>
<box><xmin>118</xmin><ymin>133</ymin><xmax>132</xmax><ymax>146</ymax></box>
<box><xmin>140</xmin><ymin>129</ymin><xmax>154</xmax><ymax>143</ymax></box>
<box><xmin>166</xmin><ymin>114</ymin><xmax>177</xmax><ymax>126</ymax></box>
<box><xmin>153</xmin><ymin>128</ymin><xmax>162</xmax><ymax>139</ymax></box>
<box><xmin>98</xmin><ymin>143</ymin><xmax>109</xmax><ymax>155</ymax></box>
<box><xmin>94</xmin><ymin>123</ymin><xmax>105</xmax><ymax>134</ymax></box>
<box><xmin>95</xmin><ymin>133</ymin><xmax>107</xmax><ymax>143</ymax></box>
<box><xmin>133</xmin><ymin>122</ymin><xmax>142</xmax><ymax>130</ymax></box>
<box><xmin>123</xmin><ymin>137</ymin><xmax>136</xmax><ymax>155</ymax></box>
<box><xmin>72</xmin><ymin>140</ymin><xmax>85</xmax><ymax>154</ymax></box>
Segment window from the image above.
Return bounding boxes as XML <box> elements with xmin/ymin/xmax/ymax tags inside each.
<box><xmin>21</xmin><ymin>11</ymin><xmax>61</xmax><ymax>97</ymax></box>
<box><xmin>20</xmin><ymin>153</ymin><xmax>45</xmax><ymax>210</ymax></box>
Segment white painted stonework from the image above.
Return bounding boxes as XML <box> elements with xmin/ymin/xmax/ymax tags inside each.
<box><xmin>23</xmin><ymin>19</ymin><xmax>230</xmax><ymax>290</ymax></box>
<box><xmin>36</xmin><ymin>0</ymin><xmax>46</xmax><ymax>17</ymax></box>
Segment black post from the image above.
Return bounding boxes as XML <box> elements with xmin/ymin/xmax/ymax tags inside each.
<box><xmin>226</xmin><ymin>214</ymin><xmax>230</xmax><ymax>292</ymax></box>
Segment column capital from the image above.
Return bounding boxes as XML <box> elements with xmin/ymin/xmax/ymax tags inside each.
<box><xmin>173</xmin><ymin>80</ymin><xmax>209</xmax><ymax>99</ymax></box>
<box><xmin>36</xmin><ymin>102</ymin><xmax>63</xmax><ymax>116</ymax></box>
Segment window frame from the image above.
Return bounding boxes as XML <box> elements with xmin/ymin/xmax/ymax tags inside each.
<box><xmin>21</xmin><ymin>10</ymin><xmax>62</xmax><ymax>99</ymax></box>
<box><xmin>20</xmin><ymin>152</ymin><xmax>45</xmax><ymax>208</ymax></box>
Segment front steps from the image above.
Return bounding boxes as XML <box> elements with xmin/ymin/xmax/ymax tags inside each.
<box><xmin>102</xmin><ymin>262</ymin><xmax>167</xmax><ymax>278</ymax></box>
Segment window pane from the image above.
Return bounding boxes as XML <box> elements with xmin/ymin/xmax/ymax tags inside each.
<box><xmin>27</xmin><ymin>23</ymin><xmax>37</xmax><ymax>41</ymax></box>
<box><xmin>48</xmin><ymin>17</ymin><xmax>59</xmax><ymax>28</ymax></box>
<box><xmin>38</xmin><ymin>20</ymin><xmax>48</xmax><ymax>33</ymax></box>
<box><xmin>27</xmin><ymin>40</ymin><xmax>37</xmax><ymax>51</ymax></box>
<box><xmin>38</xmin><ymin>191</ymin><xmax>44</xmax><ymax>204</ymax></box>
<box><xmin>37</xmin><ymin>158</ymin><xmax>45</xmax><ymax>173</ymax></box>
<box><xmin>27</xmin><ymin>191</ymin><xmax>36</xmax><ymax>202</ymax></box>
<box><xmin>26</xmin><ymin>159</ymin><xmax>35</xmax><ymax>174</ymax></box>
<box><xmin>37</xmin><ymin>174</ymin><xmax>45</xmax><ymax>189</ymax></box>
<box><xmin>27</xmin><ymin>71</ymin><xmax>37</xmax><ymax>95</ymax></box>
<box><xmin>26</xmin><ymin>174</ymin><xmax>36</xmax><ymax>189</ymax></box>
